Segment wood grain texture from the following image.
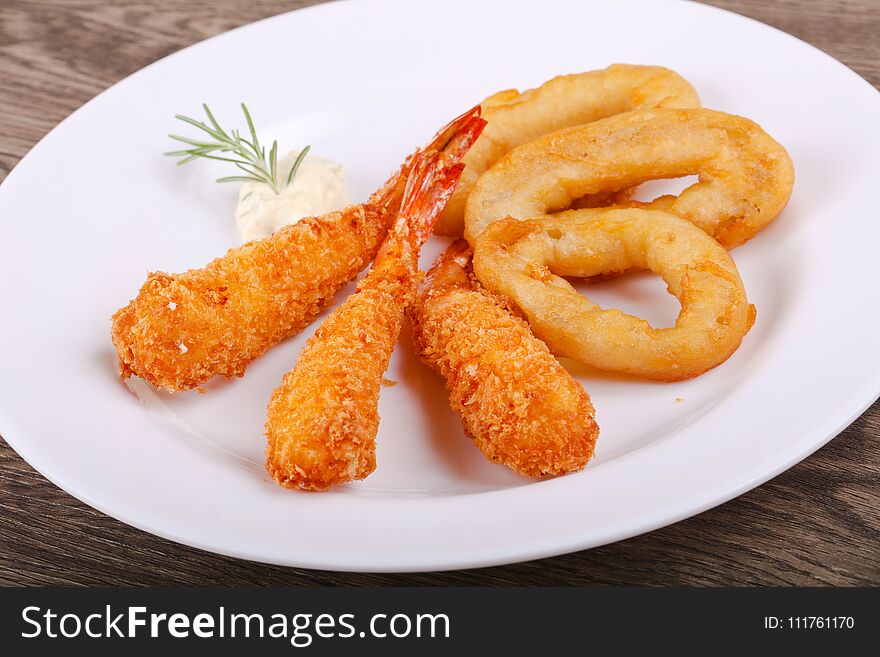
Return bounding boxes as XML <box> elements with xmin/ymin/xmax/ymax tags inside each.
<box><xmin>1</xmin><ymin>0</ymin><xmax>878</xmax><ymax>586</ymax></box>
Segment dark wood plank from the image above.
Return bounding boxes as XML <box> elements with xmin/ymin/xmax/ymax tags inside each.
<box><xmin>1</xmin><ymin>0</ymin><xmax>878</xmax><ymax>586</ymax></box>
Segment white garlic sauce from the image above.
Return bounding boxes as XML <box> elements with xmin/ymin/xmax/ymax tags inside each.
<box><xmin>234</xmin><ymin>150</ymin><xmax>349</xmax><ymax>243</ymax></box>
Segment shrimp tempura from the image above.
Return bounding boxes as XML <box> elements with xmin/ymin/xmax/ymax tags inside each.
<box><xmin>409</xmin><ymin>241</ymin><xmax>599</xmax><ymax>477</ymax></box>
<box><xmin>111</xmin><ymin>109</ymin><xmax>481</xmax><ymax>392</ymax></box>
<box><xmin>265</xmin><ymin>110</ymin><xmax>485</xmax><ymax>491</ymax></box>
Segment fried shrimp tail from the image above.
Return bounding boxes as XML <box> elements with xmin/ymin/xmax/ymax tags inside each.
<box><xmin>409</xmin><ymin>241</ymin><xmax>599</xmax><ymax>477</ymax></box>
<box><xmin>110</xmin><ymin>108</ymin><xmax>483</xmax><ymax>393</ymax></box>
<box><xmin>265</xmin><ymin>109</ymin><xmax>486</xmax><ymax>491</ymax></box>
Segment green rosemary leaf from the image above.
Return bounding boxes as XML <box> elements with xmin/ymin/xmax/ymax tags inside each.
<box><xmin>241</xmin><ymin>103</ymin><xmax>261</xmax><ymax>155</ymax></box>
<box><xmin>216</xmin><ymin>175</ymin><xmax>266</xmax><ymax>184</ymax></box>
<box><xmin>287</xmin><ymin>145</ymin><xmax>311</xmax><ymax>186</ymax></box>
<box><xmin>193</xmin><ymin>153</ymin><xmax>253</xmax><ymax>166</ymax></box>
<box><xmin>172</xmin><ymin>115</ymin><xmax>226</xmax><ymax>141</ymax></box>
<box><xmin>167</xmin><ymin>134</ymin><xmax>221</xmax><ymax>148</ymax></box>
<box><xmin>269</xmin><ymin>140</ymin><xmax>279</xmax><ymax>192</ymax></box>
<box><xmin>234</xmin><ymin>162</ymin><xmax>263</xmax><ymax>177</ymax></box>
<box><xmin>202</xmin><ymin>104</ymin><xmax>229</xmax><ymax>140</ymax></box>
<box><xmin>168</xmin><ymin>103</ymin><xmax>310</xmax><ymax>195</ymax></box>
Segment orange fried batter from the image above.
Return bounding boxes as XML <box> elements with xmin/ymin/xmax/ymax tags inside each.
<box><xmin>265</xmin><ymin>110</ymin><xmax>485</xmax><ymax>491</ymax></box>
<box><xmin>110</xmin><ymin>111</ymin><xmax>479</xmax><ymax>393</ymax></box>
<box><xmin>409</xmin><ymin>241</ymin><xmax>599</xmax><ymax>477</ymax></box>
<box><xmin>473</xmin><ymin>211</ymin><xmax>755</xmax><ymax>381</ymax></box>
<box><xmin>435</xmin><ymin>63</ymin><xmax>701</xmax><ymax>235</ymax></box>
<box><xmin>464</xmin><ymin>108</ymin><xmax>794</xmax><ymax>248</ymax></box>
<box><xmin>111</xmin><ymin>195</ymin><xmax>399</xmax><ymax>392</ymax></box>
<box><xmin>264</xmin><ymin>267</ymin><xmax>412</xmax><ymax>489</ymax></box>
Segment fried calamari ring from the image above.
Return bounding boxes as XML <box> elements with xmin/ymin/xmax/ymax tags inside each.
<box><xmin>434</xmin><ymin>64</ymin><xmax>701</xmax><ymax>236</ymax></box>
<box><xmin>473</xmin><ymin>210</ymin><xmax>756</xmax><ymax>381</ymax></box>
<box><xmin>464</xmin><ymin>108</ymin><xmax>794</xmax><ymax>249</ymax></box>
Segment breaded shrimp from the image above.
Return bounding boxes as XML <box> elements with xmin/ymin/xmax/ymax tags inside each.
<box><xmin>265</xmin><ymin>111</ymin><xmax>485</xmax><ymax>491</ymax></box>
<box><xmin>409</xmin><ymin>241</ymin><xmax>599</xmax><ymax>477</ymax></box>
<box><xmin>110</xmin><ymin>110</ymin><xmax>480</xmax><ymax>392</ymax></box>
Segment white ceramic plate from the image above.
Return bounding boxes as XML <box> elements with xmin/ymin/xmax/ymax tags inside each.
<box><xmin>1</xmin><ymin>0</ymin><xmax>878</xmax><ymax>572</ymax></box>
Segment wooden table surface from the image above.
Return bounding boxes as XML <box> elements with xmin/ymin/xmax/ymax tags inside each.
<box><xmin>1</xmin><ymin>0</ymin><xmax>878</xmax><ymax>586</ymax></box>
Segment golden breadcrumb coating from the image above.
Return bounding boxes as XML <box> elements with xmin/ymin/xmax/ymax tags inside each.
<box><xmin>409</xmin><ymin>241</ymin><xmax>599</xmax><ymax>477</ymax></box>
<box><xmin>265</xmin><ymin>109</ymin><xmax>485</xmax><ymax>491</ymax></box>
<box><xmin>111</xmin><ymin>193</ymin><xmax>400</xmax><ymax>392</ymax></box>
<box><xmin>265</xmin><ymin>268</ymin><xmax>412</xmax><ymax>490</ymax></box>
<box><xmin>110</xmin><ymin>108</ymin><xmax>482</xmax><ymax>393</ymax></box>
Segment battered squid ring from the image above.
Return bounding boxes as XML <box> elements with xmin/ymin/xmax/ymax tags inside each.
<box><xmin>472</xmin><ymin>209</ymin><xmax>756</xmax><ymax>381</ymax></box>
<box><xmin>434</xmin><ymin>64</ymin><xmax>701</xmax><ymax>236</ymax></box>
<box><xmin>464</xmin><ymin>108</ymin><xmax>794</xmax><ymax>249</ymax></box>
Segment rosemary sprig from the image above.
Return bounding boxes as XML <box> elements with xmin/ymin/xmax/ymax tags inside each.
<box><xmin>165</xmin><ymin>103</ymin><xmax>311</xmax><ymax>194</ymax></box>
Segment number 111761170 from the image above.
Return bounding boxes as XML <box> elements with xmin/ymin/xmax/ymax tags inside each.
<box><xmin>764</xmin><ymin>616</ymin><xmax>855</xmax><ymax>630</ymax></box>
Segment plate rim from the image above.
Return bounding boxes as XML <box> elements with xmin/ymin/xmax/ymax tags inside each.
<box><xmin>1</xmin><ymin>0</ymin><xmax>879</xmax><ymax>572</ymax></box>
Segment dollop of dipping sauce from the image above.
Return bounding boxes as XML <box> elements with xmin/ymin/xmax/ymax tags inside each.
<box><xmin>235</xmin><ymin>150</ymin><xmax>349</xmax><ymax>242</ymax></box>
